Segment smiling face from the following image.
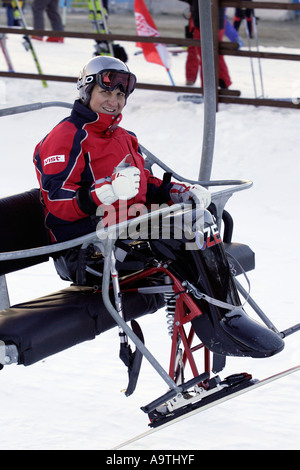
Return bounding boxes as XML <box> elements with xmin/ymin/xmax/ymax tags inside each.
<box><xmin>89</xmin><ymin>84</ymin><xmax>126</xmax><ymax>115</ymax></box>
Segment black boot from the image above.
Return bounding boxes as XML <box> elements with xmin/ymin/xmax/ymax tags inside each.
<box><xmin>151</xmin><ymin>212</ymin><xmax>284</xmax><ymax>359</ymax></box>
<box><xmin>189</xmin><ymin>220</ymin><xmax>284</xmax><ymax>358</ymax></box>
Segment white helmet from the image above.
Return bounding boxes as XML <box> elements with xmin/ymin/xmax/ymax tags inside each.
<box><xmin>77</xmin><ymin>56</ymin><xmax>136</xmax><ymax>105</ymax></box>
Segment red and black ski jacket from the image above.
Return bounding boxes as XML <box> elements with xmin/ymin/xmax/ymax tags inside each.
<box><xmin>33</xmin><ymin>100</ymin><xmax>172</xmax><ymax>242</ymax></box>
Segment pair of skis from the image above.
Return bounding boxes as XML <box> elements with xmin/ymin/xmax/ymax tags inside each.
<box><xmin>87</xmin><ymin>0</ymin><xmax>113</xmax><ymax>57</ymax></box>
<box><xmin>87</xmin><ymin>0</ymin><xmax>127</xmax><ymax>62</ymax></box>
<box><xmin>1</xmin><ymin>0</ymin><xmax>47</xmax><ymax>87</ymax></box>
<box><xmin>112</xmin><ymin>364</ymin><xmax>300</xmax><ymax>449</ymax></box>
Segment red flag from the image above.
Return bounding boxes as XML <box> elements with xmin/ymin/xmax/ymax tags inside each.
<box><xmin>134</xmin><ymin>0</ymin><xmax>171</xmax><ymax>70</ymax></box>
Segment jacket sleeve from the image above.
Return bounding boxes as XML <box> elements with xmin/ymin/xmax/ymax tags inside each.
<box><xmin>33</xmin><ymin>121</ymin><xmax>97</xmax><ymax>222</ymax></box>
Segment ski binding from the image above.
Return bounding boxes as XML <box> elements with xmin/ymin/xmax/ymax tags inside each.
<box><xmin>111</xmin><ymin>365</ymin><xmax>300</xmax><ymax>449</ymax></box>
<box><xmin>145</xmin><ymin>372</ymin><xmax>255</xmax><ymax>428</ymax></box>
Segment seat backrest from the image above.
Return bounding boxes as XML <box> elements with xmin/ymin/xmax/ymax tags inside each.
<box><xmin>0</xmin><ymin>189</ymin><xmax>50</xmax><ymax>275</ymax></box>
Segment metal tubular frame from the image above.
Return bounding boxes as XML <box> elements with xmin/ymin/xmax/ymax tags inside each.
<box><xmin>0</xmin><ymin>96</ymin><xmax>254</xmax><ymax>388</ymax></box>
<box><xmin>0</xmin><ymin>93</ymin><xmax>298</xmax><ymax>390</ymax></box>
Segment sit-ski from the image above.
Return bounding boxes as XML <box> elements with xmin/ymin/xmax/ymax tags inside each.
<box><xmin>0</xmin><ymin>102</ymin><xmax>299</xmax><ymax>446</ymax></box>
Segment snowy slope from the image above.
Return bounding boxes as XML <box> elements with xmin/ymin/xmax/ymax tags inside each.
<box><xmin>0</xmin><ymin>33</ymin><xmax>299</xmax><ymax>450</ymax></box>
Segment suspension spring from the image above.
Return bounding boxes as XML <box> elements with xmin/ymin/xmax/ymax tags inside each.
<box><xmin>164</xmin><ymin>276</ymin><xmax>176</xmax><ymax>337</ymax></box>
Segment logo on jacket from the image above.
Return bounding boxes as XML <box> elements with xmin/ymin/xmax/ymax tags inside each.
<box><xmin>44</xmin><ymin>155</ymin><xmax>65</xmax><ymax>166</ymax></box>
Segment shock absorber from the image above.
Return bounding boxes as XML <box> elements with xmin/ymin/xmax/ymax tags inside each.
<box><xmin>164</xmin><ymin>275</ymin><xmax>176</xmax><ymax>337</ymax></box>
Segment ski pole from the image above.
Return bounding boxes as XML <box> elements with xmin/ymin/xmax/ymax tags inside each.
<box><xmin>166</xmin><ymin>68</ymin><xmax>175</xmax><ymax>86</ymax></box>
<box><xmin>14</xmin><ymin>0</ymin><xmax>47</xmax><ymax>88</ymax></box>
<box><xmin>252</xmin><ymin>14</ymin><xmax>264</xmax><ymax>98</ymax></box>
<box><xmin>243</xmin><ymin>16</ymin><xmax>257</xmax><ymax>98</ymax></box>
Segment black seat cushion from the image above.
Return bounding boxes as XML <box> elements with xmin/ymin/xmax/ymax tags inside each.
<box><xmin>0</xmin><ymin>189</ymin><xmax>50</xmax><ymax>275</ymax></box>
<box><xmin>0</xmin><ymin>285</ymin><xmax>164</xmax><ymax>366</ymax></box>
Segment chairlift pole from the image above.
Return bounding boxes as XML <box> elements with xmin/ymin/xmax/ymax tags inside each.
<box><xmin>197</xmin><ymin>0</ymin><xmax>216</xmax><ymax>182</ymax></box>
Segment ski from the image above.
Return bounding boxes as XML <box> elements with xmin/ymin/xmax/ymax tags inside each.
<box><xmin>87</xmin><ymin>0</ymin><xmax>127</xmax><ymax>61</ymax></box>
<box><xmin>111</xmin><ymin>364</ymin><xmax>300</xmax><ymax>449</ymax></box>
<box><xmin>14</xmin><ymin>0</ymin><xmax>47</xmax><ymax>88</ymax></box>
<box><xmin>273</xmin><ymin>97</ymin><xmax>300</xmax><ymax>104</ymax></box>
<box><xmin>0</xmin><ymin>34</ymin><xmax>14</xmax><ymax>72</ymax></box>
<box><xmin>87</xmin><ymin>0</ymin><xmax>113</xmax><ymax>57</ymax></box>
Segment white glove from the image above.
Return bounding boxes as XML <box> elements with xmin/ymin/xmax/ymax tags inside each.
<box><xmin>95</xmin><ymin>183</ymin><xmax>118</xmax><ymax>205</ymax></box>
<box><xmin>95</xmin><ymin>166</ymin><xmax>141</xmax><ymax>205</ymax></box>
<box><xmin>170</xmin><ymin>182</ymin><xmax>211</xmax><ymax>208</ymax></box>
<box><xmin>111</xmin><ymin>166</ymin><xmax>140</xmax><ymax>200</ymax></box>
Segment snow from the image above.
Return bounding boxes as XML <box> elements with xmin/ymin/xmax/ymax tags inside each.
<box><xmin>0</xmin><ymin>32</ymin><xmax>299</xmax><ymax>450</ymax></box>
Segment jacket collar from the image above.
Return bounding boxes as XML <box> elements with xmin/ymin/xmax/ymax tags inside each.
<box><xmin>72</xmin><ymin>99</ymin><xmax>123</xmax><ymax>134</ymax></box>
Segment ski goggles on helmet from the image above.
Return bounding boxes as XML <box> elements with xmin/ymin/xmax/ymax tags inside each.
<box><xmin>95</xmin><ymin>69</ymin><xmax>136</xmax><ymax>96</ymax></box>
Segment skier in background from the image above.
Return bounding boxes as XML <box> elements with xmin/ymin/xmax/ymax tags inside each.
<box><xmin>183</xmin><ymin>0</ymin><xmax>232</xmax><ymax>89</ymax></box>
<box><xmin>31</xmin><ymin>0</ymin><xmax>64</xmax><ymax>42</ymax></box>
<box><xmin>2</xmin><ymin>0</ymin><xmax>24</xmax><ymax>26</ymax></box>
<box><xmin>233</xmin><ymin>2</ymin><xmax>254</xmax><ymax>38</ymax></box>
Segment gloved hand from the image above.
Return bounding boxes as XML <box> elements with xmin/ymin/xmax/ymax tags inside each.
<box><xmin>170</xmin><ymin>182</ymin><xmax>211</xmax><ymax>208</ymax></box>
<box><xmin>95</xmin><ymin>166</ymin><xmax>141</xmax><ymax>205</ymax></box>
<box><xmin>112</xmin><ymin>166</ymin><xmax>140</xmax><ymax>200</ymax></box>
<box><xmin>95</xmin><ymin>182</ymin><xmax>118</xmax><ymax>205</ymax></box>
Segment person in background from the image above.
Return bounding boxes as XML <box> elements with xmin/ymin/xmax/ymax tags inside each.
<box><xmin>184</xmin><ymin>8</ymin><xmax>199</xmax><ymax>86</ymax></box>
<box><xmin>184</xmin><ymin>0</ymin><xmax>232</xmax><ymax>89</ymax></box>
<box><xmin>233</xmin><ymin>3</ymin><xmax>254</xmax><ymax>38</ymax></box>
<box><xmin>3</xmin><ymin>0</ymin><xmax>24</xmax><ymax>27</ymax></box>
<box><xmin>31</xmin><ymin>0</ymin><xmax>64</xmax><ymax>43</ymax></box>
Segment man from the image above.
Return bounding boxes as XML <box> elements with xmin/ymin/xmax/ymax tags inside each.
<box><xmin>33</xmin><ymin>55</ymin><xmax>211</xmax><ymax>283</ymax></box>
